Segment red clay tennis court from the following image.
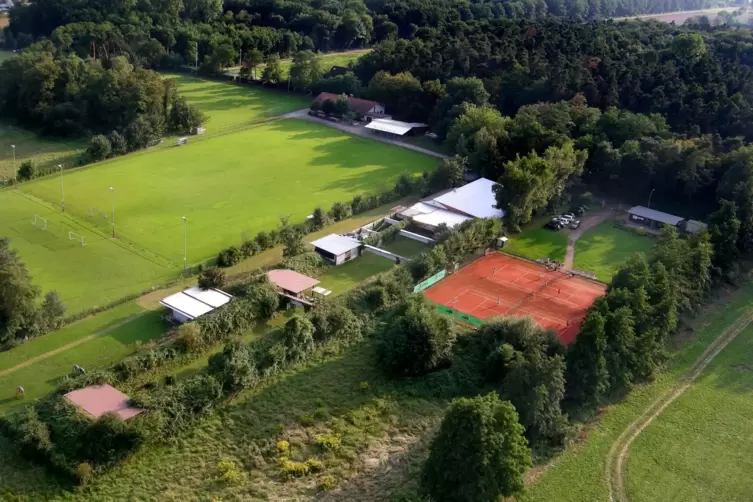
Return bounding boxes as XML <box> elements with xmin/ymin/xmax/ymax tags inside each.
<box><xmin>423</xmin><ymin>253</ymin><xmax>607</xmax><ymax>344</ymax></box>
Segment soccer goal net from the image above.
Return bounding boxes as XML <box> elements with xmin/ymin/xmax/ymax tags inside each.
<box><xmin>32</xmin><ymin>215</ymin><xmax>48</xmax><ymax>231</ymax></box>
<box><xmin>68</xmin><ymin>231</ymin><xmax>86</xmax><ymax>246</ymax></box>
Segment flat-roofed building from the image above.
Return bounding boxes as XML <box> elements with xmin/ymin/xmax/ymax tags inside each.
<box><xmin>160</xmin><ymin>286</ymin><xmax>233</xmax><ymax>324</ymax></box>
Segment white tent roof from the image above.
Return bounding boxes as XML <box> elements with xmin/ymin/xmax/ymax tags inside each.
<box><xmin>628</xmin><ymin>206</ymin><xmax>684</xmax><ymax>226</ymax></box>
<box><xmin>401</xmin><ymin>202</ymin><xmax>471</xmax><ymax>228</ymax></box>
<box><xmin>160</xmin><ymin>287</ymin><xmax>233</xmax><ymax>321</ymax></box>
<box><xmin>431</xmin><ymin>178</ymin><xmax>503</xmax><ymax>218</ymax></box>
<box><xmin>365</xmin><ymin>118</ymin><xmax>428</xmax><ymax>136</ymax></box>
<box><xmin>310</xmin><ymin>234</ymin><xmax>361</xmax><ymax>256</ymax></box>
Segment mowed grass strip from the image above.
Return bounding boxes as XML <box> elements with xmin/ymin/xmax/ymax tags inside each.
<box><xmin>574</xmin><ymin>223</ymin><xmax>654</xmax><ymax>281</ymax></box>
<box><xmin>167</xmin><ymin>73</ymin><xmax>310</xmax><ymax>135</ymax></box>
<box><xmin>524</xmin><ymin>283</ymin><xmax>753</xmax><ymax>501</ymax></box>
<box><xmin>625</xmin><ymin>325</ymin><xmax>753</xmax><ymax>502</ymax></box>
<box><xmin>23</xmin><ymin>119</ymin><xmax>438</xmax><ymax>264</ymax></box>
<box><xmin>505</xmin><ymin>225</ymin><xmax>568</xmax><ymax>262</ymax></box>
<box><xmin>0</xmin><ymin>121</ymin><xmax>85</xmax><ymax>180</ymax></box>
<box><xmin>317</xmin><ymin>252</ymin><xmax>395</xmax><ymax>296</ymax></box>
<box><xmin>0</xmin><ymin>190</ymin><xmax>175</xmax><ymax>314</ymax></box>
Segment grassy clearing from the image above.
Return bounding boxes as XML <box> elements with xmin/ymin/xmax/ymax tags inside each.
<box><xmin>245</xmin><ymin>50</ymin><xmax>370</xmax><ymax>81</ymax></box>
<box><xmin>524</xmin><ymin>282</ymin><xmax>753</xmax><ymax>501</ymax></box>
<box><xmin>0</xmin><ymin>306</ymin><xmax>164</xmax><ymax>416</ymax></box>
<box><xmin>625</xmin><ymin>323</ymin><xmax>753</xmax><ymax>502</ymax></box>
<box><xmin>380</xmin><ymin>235</ymin><xmax>430</xmax><ymax>259</ymax></box>
<box><xmin>317</xmin><ymin>252</ymin><xmax>395</xmax><ymax>296</ymax></box>
<box><xmin>167</xmin><ymin>74</ymin><xmax>310</xmax><ymax>135</ymax></box>
<box><xmin>0</xmin><ymin>190</ymin><xmax>175</xmax><ymax>313</ymax></box>
<box><xmin>23</xmin><ymin>119</ymin><xmax>437</xmax><ymax>264</ymax></box>
<box><xmin>0</xmin><ymin>122</ymin><xmax>85</xmax><ymax>180</ymax></box>
<box><xmin>574</xmin><ymin>223</ymin><xmax>654</xmax><ymax>281</ymax></box>
<box><xmin>504</xmin><ymin>225</ymin><xmax>568</xmax><ymax>262</ymax></box>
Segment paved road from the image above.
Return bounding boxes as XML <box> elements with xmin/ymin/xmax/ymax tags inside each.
<box><xmin>283</xmin><ymin>109</ymin><xmax>449</xmax><ymax>160</ymax></box>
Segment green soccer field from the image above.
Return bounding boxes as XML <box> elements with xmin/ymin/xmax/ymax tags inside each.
<box><xmin>21</xmin><ymin>119</ymin><xmax>437</xmax><ymax>265</ymax></box>
<box><xmin>167</xmin><ymin>74</ymin><xmax>310</xmax><ymax>135</ymax></box>
<box><xmin>0</xmin><ymin>190</ymin><xmax>175</xmax><ymax>313</ymax></box>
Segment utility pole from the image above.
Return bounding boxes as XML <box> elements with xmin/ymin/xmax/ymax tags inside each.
<box><xmin>58</xmin><ymin>165</ymin><xmax>65</xmax><ymax>212</ymax></box>
<box><xmin>647</xmin><ymin>188</ymin><xmax>656</xmax><ymax>209</ymax></box>
<box><xmin>110</xmin><ymin>186</ymin><xmax>115</xmax><ymax>238</ymax></box>
<box><xmin>11</xmin><ymin>144</ymin><xmax>16</xmax><ymax>186</ymax></box>
<box><xmin>182</xmin><ymin>216</ymin><xmax>187</xmax><ymax>274</ymax></box>
<box><xmin>195</xmin><ymin>41</ymin><xmax>198</xmax><ymax>73</ymax></box>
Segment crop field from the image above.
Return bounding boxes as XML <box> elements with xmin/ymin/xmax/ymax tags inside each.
<box><xmin>0</xmin><ymin>122</ymin><xmax>85</xmax><ymax>180</ymax></box>
<box><xmin>167</xmin><ymin>74</ymin><xmax>310</xmax><ymax>135</ymax></box>
<box><xmin>574</xmin><ymin>223</ymin><xmax>654</xmax><ymax>281</ymax></box>
<box><xmin>524</xmin><ymin>282</ymin><xmax>753</xmax><ymax>501</ymax></box>
<box><xmin>0</xmin><ymin>190</ymin><xmax>175</xmax><ymax>313</ymax></box>
<box><xmin>22</xmin><ymin>119</ymin><xmax>437</xmax><ymax>264</ymax></box>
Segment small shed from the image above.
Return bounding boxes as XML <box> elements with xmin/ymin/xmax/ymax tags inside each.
<box><xmin>312</xmin><ymin>92</ymin><xmax>386</xmax><ymax>116</ymax></box>
<box><xmin>160</xmin><ymin>286</ymin><xmax>233</xmax><ymax>324</ymax></box>
<box><xmin>64</xmin><ymin>384</ymin><xmax>144</xmax><ymax>421</ymax></box>
<box><xmin>627</xmin><ymin>206</ymin><xmax>684</xmax><ymax>229</ymax></box>
<box><xmin>267</xmin><ymin>269</ymin><xmax>320</xmax><ymax>307</ymax></box>
<box><xmin>310</xmin><ymin>234</ymin><xmax>362</xmax><ymax>265</ymax></box>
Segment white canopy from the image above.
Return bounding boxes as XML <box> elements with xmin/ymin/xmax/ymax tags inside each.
<box><xmin>432</xmin><ymin>178</ymin><xmax>504</xmax><ymax>218</ymax></box>
<box><xmin>160</xmin><ymin>286</ymin><xmax>233</xmax><ymax>321</ymax></box>
<box><xmin>365</xmin><ymin>118</ymin><xmax>428</xmax><ymax>136</ymax></box>
<box><xmin>310</xmin><ymin>234</ymin><xmax>361</xmax><ymax>256</ymax></box>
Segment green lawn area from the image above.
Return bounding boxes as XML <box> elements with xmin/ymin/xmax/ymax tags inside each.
<box><xmin>574</xmin><ymin>222</ymin><xmax>654</xmax><ymax>281</ymax></box>
<box><xmin>504</xmin><ymin>225</ymin><xmax>568</xmax><ymax>261</ymax></box>
<box><xmin>0</xmin><ymin>122</ymin><xmax>85</xmax><ymax>181</ymax></box>
<box><xmin>625</xmin><ymin>323</ymin><xmax>753</xmax><ymax>502</ymax></box>
<box><xmin>380</xmin><ymin>235</ymin><xmax>430</xmax><ymax>258</ymax></box>
<box><xmin>524</xmin><ymin>283</ymin><xmax>753</xmax><ymax>501</ymax></box>
<box><xmin>0</xmin><ymin>304</ymin><xmax>164</xmax><ymax>416</ymax></box>
<box><xmin>166</xmin><ymin>74</ymin><xmax>310</xmax><ymax>135</ymax></box>
<box><xmin>22</xmin><ymin>119</ymin><xmax>437</xmax><ymax>265</ymax></box>
<box><xmin>244</xmin><ymin>49</ymin><xmax>370</xmax><ymax>82</ymax></box>
<box><xmin>317</xmin><ymin>252</ymin><xmax>395</xmax><ymax>295</ymax></box>
<box><xmin>0</xmin><ymin>190</ymin><xmax>176</xmax><ymax>313</ymax></box>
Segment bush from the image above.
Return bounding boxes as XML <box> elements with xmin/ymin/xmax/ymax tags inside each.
<box><xmin>240</xmin><ymin>279</ymin><xmax>280</xmax><ymax>320</ymax></box>
<box><xmin>198</xmin><ymin>267</ymin><xmax>226</xmax><ymax>290</ymax></box>
<box><xmin>176</xmin><ymin>322</ymin><xmax>203</xmax><ymax>353</ymax></box>
<box><xmin>305</xmin><ymin>458</ymin><xmax>324</xmax><ymax>473</ymax></box>
<box><xmin>310</xmin><ymin>207</ymin><xmax>329</xmax><ymax>230</ymax></box>
<box><xmin>216</xmin><ymin>459</ymin><xmax>242</xmax><ymax>484</ymax></box>
<box><xmin>317</xmin><ymin>474</ymin><xmax>338</xmax><ymax>492</ymax></box>
<box><xmin>281</xmin><ymin>459</ymin><xmax>309</xmax><ymax>479</ymax></box>
<box><xmin>378</xmin><ymin>295</ymin><xmax>456</xmax><ymax>376</ymax></box>
<box><xmin>314</xmin><ymin>435</ymin><xmax>341</xmax><ymax>452</ymax></box>
<box><xmin>255</xmin><ymin>231</ymin><xmax>275</xmax><ymax>250</ymax></box>
<box><xmin>17</xmin><ymin>160</ymin><xmax>37</xmax><ymax>181</ymax></box>
<box><xmin>107</xmin><ymin>131</ymin><xmax>128</xmax><ymax>156</ymax></box>
<box><xmin>75</xmin><ymin>462</ymin><xmax>93</xmax><ymax>485</ymax></box>
<box><xmin>208</xmin><ymin>339</ymin><xmax>259</xmax><ymax>393</ymax></box>
<box><xmin>283</xmin><ymin>315</ymin><xmax>315</xmax><ymax>363</ymax></box>
<box><xmin>240</xmin><ymin>239</ymin><xmax>260</xmax><ymax>258</ymax></box>
<box><xmin>217</xmin><ymin>246</ymin><xmax>242</xmax><ymax>267</ymax></box>
<box><xmin>329</xmin><ymin>201</ymin><xmax>352</xmax><ymax>221</ymax></box>
<box><xmin>87</xmin><ymin>134</ymin><xmax>112</xmax><ymax>161</ymax></box>
<box><xmin>276</xmin><ymin>440</ymin><xmax>290</xmax><ymax>453</ymax></box>
<box><xmin>280</xmin><ymin>252</ymin><xmax>327</xmax><ymax>277</ymax></box>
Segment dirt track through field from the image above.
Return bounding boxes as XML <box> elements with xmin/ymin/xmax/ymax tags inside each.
<box><xmin>605</xmin><ymin>308</ymin><xmax>753</xmax><ymax>502</ymax></box>
<box><xmin>0</xmin><ymin>312</ymin><xmax>148</xmax><ymax>378</ymax></box>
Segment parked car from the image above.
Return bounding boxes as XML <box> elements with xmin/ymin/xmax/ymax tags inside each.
<box><xmin>570</xmin><ymin>220</ymin><xmax>581</xmax><ymax>229</ymax></box>
<box><xmin>545</xmin><ymin>220</ymin><xmax>564</xmax><ymax>230</ymax></box>
<box><xmin>570</xmin><ymin>206</ymin><xmax>585</xmax><ymax>216</ymax></box>
<box><xmin>558</xmin><ymin>214</ymin><xmax>573</xmax><ymax>223</ymax></box>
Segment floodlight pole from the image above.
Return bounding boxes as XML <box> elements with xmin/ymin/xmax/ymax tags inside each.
<box><xmin>110</xmin><ymin>186</ymin><xmax>115</xmax><ymax>238</ymax></box>
<box><xmin>58</xmin><ymin>165</ymin><xmax>65</xmax><ymax>212</ymax></box>
<box><xmin>11</xmin><ymin>145</ymin><xmax>16</xmax><ymax>185</ymax></box>
<box><xmin>647</xmin><ymin>188</ymin><xmax>655</xmax><ymax>209</ymax></box>
<box><xmin>182</xmin><ymin>216</ymin><xmax>187</xmax><ymax>274</ymax></box>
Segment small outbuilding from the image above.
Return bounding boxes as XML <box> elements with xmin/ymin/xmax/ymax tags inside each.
<box><xmin>310</xmin><ymin>234</ymin><xmax>362</xmax><ymax>265</ymax></box>
<box><xmin>627</xmin><ymin>206</ymin><xmax>684</xmax><ymax>229</ymax></box>
<box><xmin>365</xmin><ymin>118</ymin><xmax>429</xmax><ymax>139</ymax></box>
<box><xmin>267</xmin><ymin>269</ymin><xmax>322</xmax><ymax>307</ymax></box>
<box><xmin>64</xmin><ymin>384</ymin><xmax>144</xmax><ymax>421</ymax></box>
<box><xmin>160</xmin><ymin>286</ymin><xmax>233</xmax><ymax>324</ymax></box>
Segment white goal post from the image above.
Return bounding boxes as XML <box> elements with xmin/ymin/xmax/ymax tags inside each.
<box><xmin>32</xmin><ymin>215</ymin><xmax>48</xmax><ymax>230</ymax></box>
<box><xmin>68</xmin><ymin>231</ymin><xmax>86</xmax><ymax>246</ymax></box>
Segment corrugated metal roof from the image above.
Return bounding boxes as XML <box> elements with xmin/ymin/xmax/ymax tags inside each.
<box><xmin>364</xmin><ymin>118</ymin><xmax>428</xmax><ymax>136</ymax></box>
<box><xmin>160</xmin><ymin>287</ymin><xmax>232</xmax><ymax>320</ymax></box>
<box><xmin>432</xmin><ymin>178</ymin><xmax>504</xmax><ymax>218</ymax></box>
<box><xmin>628</xmin><ymin>206</ymin><xmax>684</xmax><ymax>225</ymax></box>
<box><xmin>310</xmin><ymin>234</ymin><xmax>361</xmax><ymax>255</ymax></box>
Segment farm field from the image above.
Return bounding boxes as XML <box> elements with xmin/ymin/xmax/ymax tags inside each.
<box><xmin>625</xmin><ymin>322</ymin><xmax>753</xmax><ymax>502</ymax></box>
<box><xmin>574</xmin><ymin>222</ymin><xmax>654</xmax><ymax>281</ymax></box>
<box><xmin>167</xmin><ymin>74</ymin><xmax>310</xmax><ymax>135</ymax></box>
<box><xmin>0</xmin><ymin>190</ymin><xmax>175</xmax><ymax>313</ymax></box>
<box><xmin>0</xmin><ymin>122</ymin><xmax>85</xmax><ymax>180</ymax></box>
<box><xmin>524</xmin><ymin>282</ymin><xmax>753</xmax><ymax>501</ymax></box>
<box><xmin>504</xmin><ymin>225</ymin><xmax>568</xmax><ymax>262</ymax></box>
<box><xmin>22</xmin><ymin>119</ymin><xmax>437</xmax><ymax>264</ymax></box>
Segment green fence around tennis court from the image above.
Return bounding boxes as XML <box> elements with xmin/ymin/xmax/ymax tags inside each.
<box><xmin>413</xmin><ymin>269</ymin><xmax>446</xmax><ymax>293</ymax></box>
<box><xmin>432</xmin><ymin>303</ymin><xmax>485</xmax><ymax>328</ymax></box>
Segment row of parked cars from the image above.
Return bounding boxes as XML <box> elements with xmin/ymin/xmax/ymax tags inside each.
<box><xmin>545</xmin><ymin>205</ymin><xmax>588</xmax><ymax>231</ymax></box>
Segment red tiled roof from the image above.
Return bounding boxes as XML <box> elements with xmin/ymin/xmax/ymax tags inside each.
<box><xmin>313</xmin><ymin>92</ymin><xmax>383</xmax><ymax>114</ymax></box>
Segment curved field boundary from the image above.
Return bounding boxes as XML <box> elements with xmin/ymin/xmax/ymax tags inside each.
<box><xmin>605</xmin><ymin>308</ymin><xmax>753</xmax><ymax>502</ymax></box>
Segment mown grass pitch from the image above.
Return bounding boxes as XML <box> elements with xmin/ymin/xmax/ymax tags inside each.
<box><xmin>22</xmin><ymin>119</ymin><xmax>437</xmax><ymax>264</ymax></box>
<box><xmin>574</xmin><ymin>222</ymin><xmax>654</xmax><ymax>281</ymax></box>
<box><xmin>0</xmin><ymin>190</ymin><xmax>174</xmax><ymax>313</ymax></box>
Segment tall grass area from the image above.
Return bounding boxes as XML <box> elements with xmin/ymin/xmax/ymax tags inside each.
<box><xmin>22</xmin><ymin>119</ymin><xmax>437</xmax><ymax>264</ymax></box>
<box><xmin>0</xmin><ymin>190</ymin><xmax>175</xmax><ymax>313</ymax></box>
<box><xmin>574</xmin><ymin>223</ymin><xmax>654</xmax><ymax>281</ymax></box>
<box><xmin>0</xmin><ymin>122</ymin><xmax>85</xmax><ymax>180</ymax></box>
<box><xmin>524</xmin><ymin>282</ymin><xmax>753</xmax><ymax>501</ymax></box>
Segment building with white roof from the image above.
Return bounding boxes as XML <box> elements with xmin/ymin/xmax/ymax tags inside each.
<box><xmin>396</xmin><ymin>178</ymin><xmax>503</xmax><ymax>232</ymax></box>
<box><xmin>365</xmin><ymin>118</ymin><xmax>429</xmax><ymax>137</ymax></box>
<box><xmin>310</xmin><ymin>234</ymin><xmax>362</xmax><ymax>265</ymax></box>
<box><xmin>627</xmin><ymin>206</ymin><xmax>685</xmax><ymax>228</ymax></box>
<box><xmin>160</xmin><ymin>286</ymin><xmax>233</xmax><ymax>324</ymax></box>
